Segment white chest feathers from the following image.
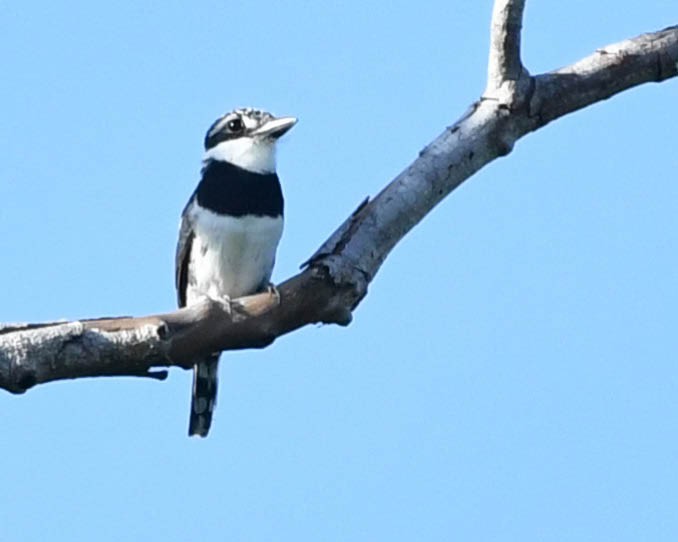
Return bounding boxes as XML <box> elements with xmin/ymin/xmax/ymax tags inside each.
<box><xmin>186</xmin><ymin>204</ymin><xmax>283</xmax><ymax>303</ymax></box>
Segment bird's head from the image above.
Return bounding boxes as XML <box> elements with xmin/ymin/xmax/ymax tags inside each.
<box><xmin>203</xmin><ymin>107</ymin><xmax>297</xmax><ymax>174</ymax></box>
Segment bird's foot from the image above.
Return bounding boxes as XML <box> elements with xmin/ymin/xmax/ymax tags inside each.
<box><xmin>265</xmin><ymin>282</ymin><xmax>281</xmax><ymax>303</ymax></box>
<box><xmin>232</xmin><ymin>283</ymin><xmax>280</xmax><ymax>318</ymax></box>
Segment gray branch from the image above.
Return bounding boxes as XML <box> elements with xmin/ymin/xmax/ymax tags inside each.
<box><xmin>1</xmin><ymin>2</ymin><xmax>677</xmax><ymax>394</ymax></box>
<box><xmin>486</xmin><ymin>0</ymin><xmax>527</xmax><ymax>94</ymax></box>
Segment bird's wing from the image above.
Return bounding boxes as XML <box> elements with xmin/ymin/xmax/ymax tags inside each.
<box><xmin>175</xmin><ymin>196</ymin><xmax>196</xmax><ymax>308</ymax></box>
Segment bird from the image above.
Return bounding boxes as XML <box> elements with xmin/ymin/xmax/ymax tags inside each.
<box><xmin>175</xmin><ymin>107</ymin><xmax>297</xmax><ymax>437</ymax></box>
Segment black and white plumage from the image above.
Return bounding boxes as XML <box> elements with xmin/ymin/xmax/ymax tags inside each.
<box><xmin>176</xmin><ymin>107</ymin><xmax>297</xmax><ymax>437</ymax></box>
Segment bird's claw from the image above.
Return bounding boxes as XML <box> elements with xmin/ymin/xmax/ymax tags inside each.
<box><xmin>265</xmin><ymin>282</ymin><xmax>281</xmax><ymax>303</ymax></box>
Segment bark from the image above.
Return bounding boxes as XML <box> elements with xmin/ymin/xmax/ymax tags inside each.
<box><xmin>1</xmin><ymin>2</ymin><xmax>677</xmax><ymax>394</ymax></box>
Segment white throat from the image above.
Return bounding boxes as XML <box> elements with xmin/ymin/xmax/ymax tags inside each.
<box><xmin>204</xmin><ymin>138</ymin><xmax>277</xmax><ymax>174</ymax></box>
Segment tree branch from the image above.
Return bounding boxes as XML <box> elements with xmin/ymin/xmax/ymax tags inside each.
<box><xmin>1</xmin><ymin>4</ymin><xmax>677</xmax><ymax>394</ymax></box>
<box><xmin>486</xmin><ymin>0</ymin><xmax>527</xmax><ymax>94</ymax></box>
<box><xmin>531</xmin><ymin>25</ymin><xmax>678</xmax><ymax>126</ymax></box>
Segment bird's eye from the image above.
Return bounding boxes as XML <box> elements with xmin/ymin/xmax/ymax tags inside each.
<box><xmin>227</xmin><ymin>118</ymin><xmax>244</xmax><ymax>132</ymax></box>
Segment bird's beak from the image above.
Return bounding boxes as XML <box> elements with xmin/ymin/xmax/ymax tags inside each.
<box><xmin>252</xmin><ymin>116</ymin><xmax>298</xmax><ymax>139</ymax></box>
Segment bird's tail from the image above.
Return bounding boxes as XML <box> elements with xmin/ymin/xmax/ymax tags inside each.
<box><xmin>188</xmin><ymin>353</ymin><xmax>220</xmax><ymax>437</ymax></box>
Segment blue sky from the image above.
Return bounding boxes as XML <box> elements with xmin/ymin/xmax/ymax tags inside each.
<box><xmin>1</xmin><ymin>1</ymin><xmax>677</xmax><ymax>540</ymax></box>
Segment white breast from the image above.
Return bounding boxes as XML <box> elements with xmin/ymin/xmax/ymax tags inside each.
<box><xmin>186</xmin><ymin>204</ymin><xmax>283</xmax><ymax>304</ymax></box>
